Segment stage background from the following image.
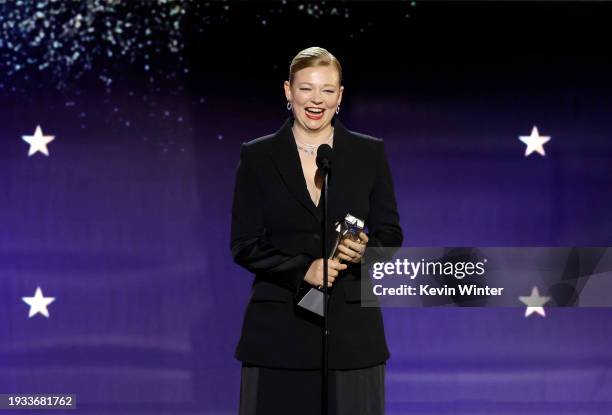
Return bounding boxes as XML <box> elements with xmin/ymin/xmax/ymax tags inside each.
<box><xmin>1</xmin><ymin>1</ymin><xmax>611</xmax><ymax>414</ymax></box>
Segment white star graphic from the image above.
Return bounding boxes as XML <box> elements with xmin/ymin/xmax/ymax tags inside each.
<box><xmin>22</xmin><ymin>286</ymin><xmax>56</xmax><ymax>318</ymax></box>
<box><xmin>519</xmin><ymin>126</ymin><xmax>550</xmax><ymax>157</ymax></box>
<box><xmin>22</xmin><ymin>125</ymin><xmax>55</xmax><ymax>156</ymax></box>
<box><xmin>519</xmin><ymin>286</ymin><xmax>551</xmax><ymax>318</ymax></box>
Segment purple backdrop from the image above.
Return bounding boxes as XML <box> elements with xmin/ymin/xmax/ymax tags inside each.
<box><xmin>1</xmin><ymin>2</ymin><xmax>611</xmax><ymax>414</ymax></box>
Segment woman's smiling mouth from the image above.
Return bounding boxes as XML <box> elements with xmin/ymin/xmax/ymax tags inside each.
<box><xmin>305</xmin><ymin>107</ymin><xmax>324</xmax><ymax>119</ymax></box>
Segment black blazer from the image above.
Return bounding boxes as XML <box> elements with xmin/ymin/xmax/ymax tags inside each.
<box><xmin>230</xmin><ymin>116</ymin><xmax>403</xmax><ymax>369</ymax></box>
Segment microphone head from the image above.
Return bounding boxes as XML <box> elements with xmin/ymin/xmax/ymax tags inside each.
<box><xmin>316</xmin><ymin>144</ymin><xmax>334</xmax><ymax>170</ymax></box>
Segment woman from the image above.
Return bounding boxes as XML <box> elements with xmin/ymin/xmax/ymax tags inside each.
<box><xmin>230</xmin><ymin>46</ymin><xmax>403</xmax><ymax>415</ymax></box>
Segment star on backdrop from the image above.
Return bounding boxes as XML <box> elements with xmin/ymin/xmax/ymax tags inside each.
<box><xmin>519</xmin><ymin>126</ymin><xmax>551</xmax><ymax>157</ymax></box>
<box><xmin>519</xmin><ymin>286</ymin><xmax>551</xmax><ymax>317</ymax></box>
<box><xmin>22</xmin><ymin>125</ymin><xmax>55</xmax><ymax>156</ymax></box>
<box><xmin>22</xmin><ymin>286</ymin><xmax>56</xmax><ymax>318</ymax></box>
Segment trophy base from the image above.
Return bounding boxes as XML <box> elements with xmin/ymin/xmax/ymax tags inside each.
<box><xmin>296</xmin><ymin>286</ymin><xmax>329</xmax><ymax>317</ymax></box>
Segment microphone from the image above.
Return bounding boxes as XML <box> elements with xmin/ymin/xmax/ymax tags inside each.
<box><xmin>316</xmin><ymin>144</ymin><xmax>333</xmax><ymax>172</ymax></box>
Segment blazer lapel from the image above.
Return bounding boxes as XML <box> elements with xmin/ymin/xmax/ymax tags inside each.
<box><xmin>326</xmin><ymin>118</ymin><xmax>350</xmax><ymax>224</ymax></box>
<box><xmin>269</xmin><ymin>117</ymin><xmax>322</xmax><ymax>222</ymax></box>
<box><xmin>268</xmin><ymin>116</ymin><xmax>351</xmax><ymax>224</ymax></box>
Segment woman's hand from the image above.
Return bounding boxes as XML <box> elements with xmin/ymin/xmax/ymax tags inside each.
<box><xmin>335</xmin><ymin>231</ymin><xmax>369</xmax><ymax>264</ymax></box>
<box><xmin>304</xmin><ymin>258</ymin><xmax>348</xmax><ymax>288</ymax></box>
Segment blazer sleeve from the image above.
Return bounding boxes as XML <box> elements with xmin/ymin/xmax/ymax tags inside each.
<box><xmin>230</xmin><ymin>143</ymin><xmax>314</xmax><ymax>295</ymax></box>
<box><xmin>364</xmin><ymin>139</ymin><xmax>403</xmax><ymax>264</ymax></box>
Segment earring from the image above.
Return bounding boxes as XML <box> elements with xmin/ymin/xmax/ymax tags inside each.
<box><xmin>336</xmin><ymin>105</ymin><xmax>340</xmax><ymax>114</ymax></box>
<box><xmin>287</xmin><ymin>102</ymin><xmax>292</xmax><ymax>110</ymax></box>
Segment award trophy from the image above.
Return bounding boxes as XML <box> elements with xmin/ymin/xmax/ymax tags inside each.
<box><xmin>296</xmin><ymin>213</ymin><xmax>365</xmax><ymax>317</ymax></box>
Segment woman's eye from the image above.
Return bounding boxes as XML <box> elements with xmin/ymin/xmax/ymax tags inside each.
<box><xmin>324</xmin><ymin>90</ymin><xmax>334</xmax><ymax>93</ymax></box>
<box><xmin>300</xmin><ymin>88</ymin><xmax>311</xmax><ymax>91</ymax></box>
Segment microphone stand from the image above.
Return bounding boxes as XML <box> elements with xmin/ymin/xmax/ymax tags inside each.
<box><xmin>321</xmin><ymin>167</ymin><xmax>329</xmax><ymax>415</ymax></box>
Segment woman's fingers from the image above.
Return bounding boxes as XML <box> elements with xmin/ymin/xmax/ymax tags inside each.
<box><xmin>337</xmin><ymin>243</ymin><xmax>358</xmax><ymax>259</ymax></box>
<box><xmin>314</xmin><ymin>258</ymin><xmax>348</xmax><ymax>288</ymax></box>
<box><xmin>337</xmin><ymin>239</ymin><xmax>366</xmax><ymax>263</ymax></box>
<box><xmin>336</xmin><ymin>252</ymin><xmax>353</xmax><ymax>262</ymax></box>
<box><xmin>318</xmin><ymin>274</ymin><xmax>335</xmax><ymax>288</ymax></box>
<box><xmin>341</xmin><ymin>237</ymin><xmax>364</xmax><ymax>253</ymax></box>
<box><xmin>328</xmin><ymin>259</ymin><xmax>348</xmax><ymax>270</ymax></box>
<box><xmin>358</xmin><ymin>231</ymin><xmax>369</xmax><ymax>244</ymax></box>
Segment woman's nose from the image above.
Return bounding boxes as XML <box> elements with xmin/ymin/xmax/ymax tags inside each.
<box><xmin>311</xmin><ymin>96</ymin><xmax>323</xmax><ymax>104</ymax></box>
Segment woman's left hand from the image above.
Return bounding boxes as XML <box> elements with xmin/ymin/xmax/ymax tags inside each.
<box><xmin>335</xmin><ymin>231</ymin><xmax>369</xmax><ymax>264</ymax></box>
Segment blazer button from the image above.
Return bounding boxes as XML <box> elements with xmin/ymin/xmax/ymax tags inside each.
<box><xmin>313</xmin><ymin>234</ymin><xmax>320</xmax><ymax>241</ymax></box>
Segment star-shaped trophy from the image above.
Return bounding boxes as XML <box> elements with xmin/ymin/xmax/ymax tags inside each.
<box><xmin>296</xmin><ymin>213</ymin><xmax>365</xmax><ymax>317</ymax></box>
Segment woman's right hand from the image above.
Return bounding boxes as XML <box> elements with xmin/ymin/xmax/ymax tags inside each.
<box><xmin>304</xmin><ymin>258</ymin><xmax>348</xmax><ymax>288</ymax></box>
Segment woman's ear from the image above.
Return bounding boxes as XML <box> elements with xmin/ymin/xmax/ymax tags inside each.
<box><xmin>337</xmin><ymin>85</ymin><xmax>344</xmax><ymax>107</ymax></box>
<box><xmin>283</xmin><ymin>80</ymin><xmax>292</xmax><ymax>102</ymax></box>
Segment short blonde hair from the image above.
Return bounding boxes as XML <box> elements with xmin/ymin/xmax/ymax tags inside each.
<box><xmin>288</xmin><ymin>46</ymin><xmax>343</xmax><ymax>85</ymax></box>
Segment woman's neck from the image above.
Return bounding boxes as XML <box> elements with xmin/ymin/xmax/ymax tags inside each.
<box><xmin>292</xmin><ymin>122</ymin><xmax>334</xmax><ymax>145</ymax></box>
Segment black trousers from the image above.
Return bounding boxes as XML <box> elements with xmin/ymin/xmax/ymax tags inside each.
<box><xmin>239</xmin><ymin>363</ymin><xmax>385</xmax><ymax>415</ymax></box>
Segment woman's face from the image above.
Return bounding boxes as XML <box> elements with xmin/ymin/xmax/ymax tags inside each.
<box><xmin>284</xmin><ymin>65</ymin><xmax>343</xmax><ymax>134</ymax></box>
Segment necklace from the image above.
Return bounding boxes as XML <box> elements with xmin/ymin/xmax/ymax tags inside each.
<box><xmin>294</xmin><ymin>129</ymin><xmax>334</xmax><ymax>156</ymax></box>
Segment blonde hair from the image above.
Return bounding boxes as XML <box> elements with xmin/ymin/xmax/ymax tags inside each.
<box><xmin>288</xmin><ymin>46</ymin><xmax>343</xmax><ymax>85</ymax></box>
